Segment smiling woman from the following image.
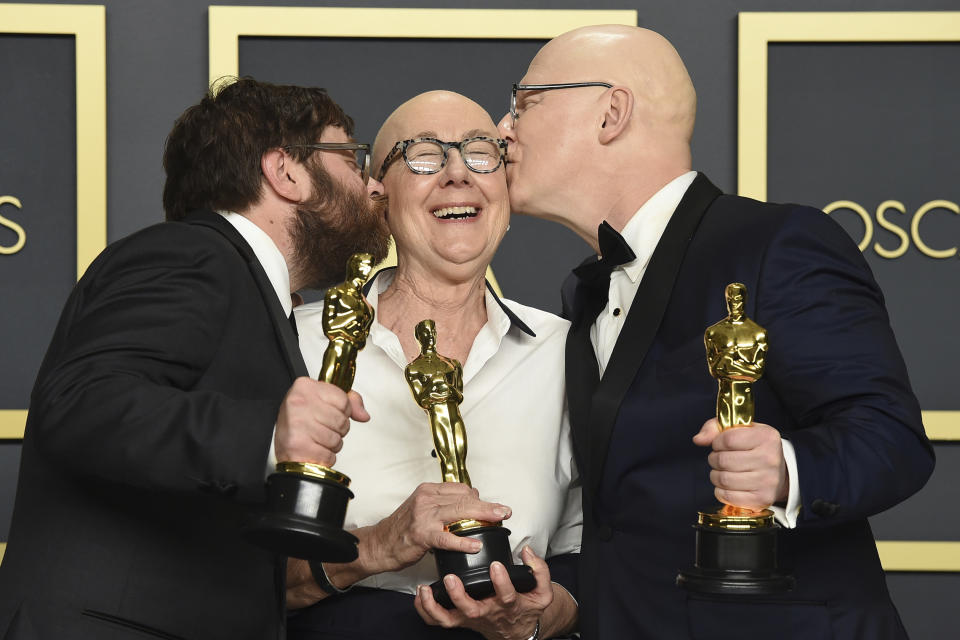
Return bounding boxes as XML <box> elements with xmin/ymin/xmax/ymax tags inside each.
<box><xmin>288</xmin><ymin>90</ymin><xmax>582</xmax><ymax>640</ymax></box>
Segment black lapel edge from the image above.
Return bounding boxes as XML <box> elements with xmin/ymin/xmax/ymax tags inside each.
<box><xmin>562</xmin><ymin>269</ymin><xmax>601</xmax><ymax>474</ymax></box>
<box><xmin>182</xmin><ymin>210</ymin><xmax>308</xmax><ymax>379</ymax></box>
<box><xmin>586</xmin><ymin>174</ymin><xmax>722</xmax><ymax>497</ymax></box>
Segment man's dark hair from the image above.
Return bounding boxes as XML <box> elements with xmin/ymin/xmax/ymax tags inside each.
<box><xmin>162</xmin><ymin>76</ymin><xmax>354</xmax><ymax>221</ymax></box>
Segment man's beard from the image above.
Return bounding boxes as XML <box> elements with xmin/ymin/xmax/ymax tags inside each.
<box><xmin>288</xmin><ymin>163</ymin><xmax>390</xmax><ymax>290</ymax></box>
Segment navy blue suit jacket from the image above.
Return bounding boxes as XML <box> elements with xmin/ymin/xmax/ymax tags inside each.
<box><xmin>562</xmin><ymin>174</ymin><xmax>934</xmax><ymax>639</ymax></box>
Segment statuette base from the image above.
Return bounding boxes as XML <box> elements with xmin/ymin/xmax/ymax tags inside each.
<box><xmin>242</xmin><ymin>470</ymin><xmax>358</xmax><ymax>562</ymax></box>
<box><xmin>676</xmin><ymin>511</ymin><xmax>794</xmax><ymax>595</ymax></box>
<box><xmin>431</xmin><ymin>525</ymin><xmax>535</xmax><ymax>609</ymax></box>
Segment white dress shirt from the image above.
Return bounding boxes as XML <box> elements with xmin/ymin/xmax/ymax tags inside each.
<box><xmin>587</xmin><ymin>173</ymin><xmax>800</xmax><ymax>528</ymax></box>
<box><xmin>216</xmin><ymin>211</ymin><xmax>289</xmax><ymax>473</ymax></box>
<box><xmin>217</xmin><ymin>211</ymin><xmax>292</xmax><ymax>318</ymax></box>
<box><xmin>295</xmin><ymin>269</ymin><xmax>582</xmax><ymax>594</ymax></box>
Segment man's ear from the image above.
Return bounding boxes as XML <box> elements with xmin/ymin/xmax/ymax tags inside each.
<box><xmin>261</xmin><ymin>148</ymin><xmax>303</xmax><ymax>201</ymax></box>
<box><xmin>598</xmin><ymin>86</ymin><xmax>634</xmax><ymax>144</ymax></box>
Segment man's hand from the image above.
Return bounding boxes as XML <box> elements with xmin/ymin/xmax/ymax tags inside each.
<box><xmin>368</xmin><ymin>482</ymin><xmax>512</xmax><ymax>573</ymax></box>
<box><xmin>274</xmin><ymin>377</ymin><xmax>370</xmax><ymax>467</ymax></box>
<box><xmin>414</xmin><ymin>546</ymin><xmax>560</xmax><ymax>640</ymax></box>
<box><xmin>693</xmin><ymin>418</ymin><xmax>788</xmax><ymax>510</ymax></box>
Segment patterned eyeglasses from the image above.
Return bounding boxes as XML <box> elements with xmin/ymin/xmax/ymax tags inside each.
<box><xmin>377</xmin><ymin>137</ymin><xmax>507</xmax><ymax>182</ymax></box>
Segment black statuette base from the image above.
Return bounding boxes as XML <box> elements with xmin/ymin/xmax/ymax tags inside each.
<box><xmin>242</xmin><ymin>472</ymin><xmax>358</xmax><ymax>562</ymax></box>
<box><xmin>676</xmin><ymin>523</ymin><xmax>794</xmax><ymax>595</ymax></box>
<box><xmin>430</xmin><ymin>525</ymin><xmax>535</xmax><ymax>609</ymax></box>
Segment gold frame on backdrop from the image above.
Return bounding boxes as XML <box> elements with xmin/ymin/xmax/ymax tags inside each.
<box><xmin>0</xmin><ymin>4</ymin><xmax>107</xmax><ymax>444</ymax></box>
<box><xmin>208</xmin><ymin>5</ymin><xmax>638</xmax><ymax>293</ymax></box>
<box><xmin>739</xmin><ymin>11</ymin><xmax>960</xmax><ymax>571</ymax></box>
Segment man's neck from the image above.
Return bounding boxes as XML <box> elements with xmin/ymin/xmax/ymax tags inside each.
<box><xmin>239</xmin><ymin>203</ymin><xmax>299</xmax><ymax>291</ymax></box>
<box><xmin>569</xmin><ymin>167</ymin><xmax>691</xmax><ymax>254</ymax></box>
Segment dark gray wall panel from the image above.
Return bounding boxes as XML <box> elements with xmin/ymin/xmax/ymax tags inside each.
<box><xmin>0</xmin><ymin>34</ymin><xmax>76</xmax><ymax>407</ymax></box>
<box><xmin>3</xmin><ymin>3</ymin><xmax>959</xmax><ymax>638</ymax></box>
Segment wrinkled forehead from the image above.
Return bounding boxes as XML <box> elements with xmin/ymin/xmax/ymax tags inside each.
<box><xmin>374</xmin><ymin>94</ymin><xmax>497</xmax><ymax>171</ymax></box>
<box><xmin>393</xmin><ymin>103</ymin><xmax>498</xmax><ymax>141</ymax></box>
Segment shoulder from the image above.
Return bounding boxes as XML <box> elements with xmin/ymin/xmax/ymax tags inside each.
<box><xmin>82</xmin><ymin>220</ymin><xmax>243</xmax><ymax>289</ymax></box>
<box><xmin>703</xmin><ymin>195</ymin><xmax>859</xmax><ymax>257</ymax></box>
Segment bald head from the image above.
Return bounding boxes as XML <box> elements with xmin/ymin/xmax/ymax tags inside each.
<box><xmin>530</xmin><ymin>25</ymin><xmax>696</xmax><ymax>144</ymax></box>
<box><xmin>373</xmin><ymin>90</ymin><xmax>498</xmax><ymax>179</ymax></box>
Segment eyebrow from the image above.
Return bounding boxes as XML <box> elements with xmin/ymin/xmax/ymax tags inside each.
<box><xmin>407</xmin><ymin>128</ymin><xmax>496</xmax><ymax>141</ymax></box>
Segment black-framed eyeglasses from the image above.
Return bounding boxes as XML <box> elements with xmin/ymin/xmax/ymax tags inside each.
<box><xmin>283</xmin><ymin>142</ymin><xmax>370</xmax><ymax>184</ymax></box>
<box><xmin>377</xmin><ymin>136</ymin><xmax>507</xmax><ymax>182</ymax></box>
<box><xmin>510</xmin><ymin>82</ymin><xmax>613</xmax><ymax>126</ymax></box>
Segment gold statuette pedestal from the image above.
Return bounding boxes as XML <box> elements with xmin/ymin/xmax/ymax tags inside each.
<box><xmin>676</xmin><ymin>283</ymin><xmax>794</xmax><ymax>595</ymax></box>
<box><xmin>243</xmin><ymin>253</ymin><xmax>374</xmax><ymax>562</ymax></box>
<box><xmin>405</xmin><ymin>319</ymin><xmax>535</xmax><ymax>609</ymax></box>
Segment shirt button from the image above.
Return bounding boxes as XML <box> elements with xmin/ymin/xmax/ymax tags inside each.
<box><xmin>612</xmin><ymin>308</ymin><xmax>622</xmax><ymax>317</ymax></box>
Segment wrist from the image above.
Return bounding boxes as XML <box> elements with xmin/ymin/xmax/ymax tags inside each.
<box><xmin>522</xmin><ymin>619</ymin><xmax>541</xmax><ymax>640</ymax></box>
<box><xmin>309</xmin><ymin>560</ymin><xmax>352</xmax><ymax>596</ymax></box>
<box><xmin>360</xmin><ymin>522</ymin><xmax>399</xmax><ymax>575</ymax></box>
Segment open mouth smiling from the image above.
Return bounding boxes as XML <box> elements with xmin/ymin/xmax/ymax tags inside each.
<box><xmin>431</xmin><ymin>205</ymin><xmax>479</xmax><ymax>220</ymax></box>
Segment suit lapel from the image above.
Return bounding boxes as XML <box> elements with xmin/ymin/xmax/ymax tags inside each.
<box><xmin>561</xmin><ymin>271</ymin><xmax>604</xmax><ymax>470</ymax></box>
<box><xmin>183</xmin><ymin>210</ymin><xmax>308</xmax><ymax>379</ymax></box>
<box><xmin>586</xmin><ymin>173</ymin><xmax>722</xmax><ymax>497</ymax></box>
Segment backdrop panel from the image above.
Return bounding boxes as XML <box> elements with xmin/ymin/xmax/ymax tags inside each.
<box><xmin>213</xmin><ymin>6</ymin><xmax>637</xmax><ymax>310</ymax></box>
<box><xmin>0</xmin><ymin>2</ymin><xmax>106</xmax><ymax>565</ymax></box>
<box><xmin>740</xmin><ymin>10</ymin><xmax>960</xmax><ymax>586</ymax></box>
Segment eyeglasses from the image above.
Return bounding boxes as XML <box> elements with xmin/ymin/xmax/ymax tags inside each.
<box><xmin>283</xmin><ymin>142</ymin><xmax>370</xmax><ymax>184</ymax></box>
<box><xmin>510</xmin><ymin>82</ymin><xmax>613</xmax><ymax>127</ymax></box>
<box><xmin>377</xmin><ymin>136</ymin><xmax>507</xmax><ymax>182</ymax></box>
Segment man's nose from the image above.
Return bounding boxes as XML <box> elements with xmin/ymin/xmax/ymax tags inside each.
<box><xmin>366</xmin><ymin>176</ymin><xmax>384</xmax><ymax>197</ymax></box>
<box><xmin>496</xmin><ymin>113</ymin><xmax>516</xmax><ymax>144</ymax></box>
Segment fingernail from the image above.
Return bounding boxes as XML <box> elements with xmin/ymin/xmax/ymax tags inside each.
<box><xmin>468</xmin><ymin>539</ymin><xmax>483</xmax><ymax>553</ymax></box>
<box><xmin>444</xmin><ymin>574</ymin><xmax>457</xmax><ymax>587</ymax></box>
<box><xmin>494</xmin><ymin>506</ymin><xmax>511</xmax><ymax>519</ymax></box>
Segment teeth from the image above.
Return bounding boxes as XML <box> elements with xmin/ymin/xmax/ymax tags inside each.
<box><xmin>432</xmin><ymin>206</ymin><xmax>478</xmax><ymax>219</ymax></box>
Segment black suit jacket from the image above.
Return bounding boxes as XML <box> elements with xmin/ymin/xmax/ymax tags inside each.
<box><xmin>562</xmin><ymin>174</ymin><xmax>934</xmax><ymax>639</ymax></box>
<box><xmin>0</xmin><ymin>210</ymin><xmax>307</xmax><ymax>639</ymax></box>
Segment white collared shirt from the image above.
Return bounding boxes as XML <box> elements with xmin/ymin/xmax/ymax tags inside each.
<box><xmin>295</xmin><ymin>270</ymin><xmax>582</xmax><ymax>594</ymax></box>
<box><xmin>217</xmin><ymin>211</ymin><xmax>290</xmax><ymax>473</ymax></box>
<box><xmin>216</xmin><ymin>211</ymin><xmax>292</xmax><ymax>318</ymax></box>
<box><xmin>586</xmin><ymin>173</ymin><xmax>800</xmax><ymax>528</ymax></box>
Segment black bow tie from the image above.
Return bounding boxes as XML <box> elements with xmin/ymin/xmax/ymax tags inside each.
<box><xmin>573</xmin><ymin>221</ymin><xmax>637</xmax><ymax>285</ymax></box>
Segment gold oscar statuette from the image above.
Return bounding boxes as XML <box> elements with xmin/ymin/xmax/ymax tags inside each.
<box><xmin>405</xmin><ymin>319</ymin><xmax>535</xmax><ymax>608</ymax></box>
<box><xmin>677</xmin><ymin>282</ymin><xmax>794</xmax><ymax>594</ymax></box>
<box><xmin>244</xmin><ymin>253</ymin><xmax>375</xmax><ymax>563</ymax></box>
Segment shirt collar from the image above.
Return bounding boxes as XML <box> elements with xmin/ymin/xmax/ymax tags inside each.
<box><xmin>365</xmin><ymin>267</ymin><xmax>535</xmax><ymax>338</ymax></box>
<box><xmin>217</xmin><ymin>211</ymin><xmax>292</xmax><ymax>317</ymax></box>
<box><xmin>615</xmin><ymin>171</ymin><xmax>698</xmax><ymax>283</ymax></box>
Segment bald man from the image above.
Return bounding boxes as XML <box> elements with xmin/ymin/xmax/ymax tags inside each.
<box><xmin>497</xmin><ymin>25</ymin><xmax>933</xmax><ymax>639</ymax></box>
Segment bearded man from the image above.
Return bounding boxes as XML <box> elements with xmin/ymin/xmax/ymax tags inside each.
<box><xmin>0</xmin><ymin>77</ymin><xmax>389</xmax><ymax>640</ymax></box>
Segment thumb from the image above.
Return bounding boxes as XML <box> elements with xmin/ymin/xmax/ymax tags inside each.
<box><xmin>347</xmin><ymin>390</ymin><xmax>371</xmax><ymax>422</ymax></box>
<box><xmin>693</xmin><ymin>418</ymin><xmax>721</xmax><ymax>447</ymax></box>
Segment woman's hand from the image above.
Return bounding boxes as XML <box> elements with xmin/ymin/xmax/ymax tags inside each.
<box><xmin>414</xmin><ymin>546</ymin><xmax>577</xmax><ymax>640</ymax></box>
<box><xmin>368</xmin><ymin>482</ymin><xmax>512</xmax><ymax>573</ymax></box>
